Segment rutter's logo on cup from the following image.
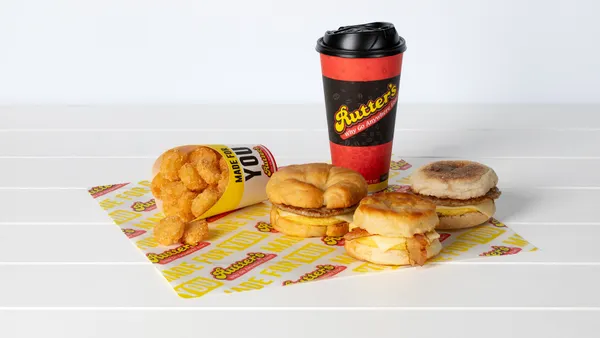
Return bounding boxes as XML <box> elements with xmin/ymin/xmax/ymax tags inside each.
<box><xmin>131</xmin><ymin>199</ymin><xmax>157</xmax><ymax>212</ymax></box>
<box><xmin>210</xmin><ymin>252</ymin><xmax>276</xmax><ymax>281</ymax></box>
<box><xmin>334</xmin><ymin>83</ymin><xmax>398</xmax><ymax>140</ymax></box>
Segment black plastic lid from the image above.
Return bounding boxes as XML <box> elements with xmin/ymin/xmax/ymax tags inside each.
<box><xmin>316</xmin><ymin>22</ymin><xmax>406</xmax><ymax>58</ymax></box>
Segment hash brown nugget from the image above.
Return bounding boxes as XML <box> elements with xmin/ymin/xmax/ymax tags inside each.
<box><xmin>219</xmin><ymin>157</ymin><xmax>228</xmax><ymax>172</ymax></box>
<box><xmin>162</xmin><ymin>202</ymin><xmax>179</xmax><ymax>219</ymax></box>
<box><xmin>189</xmin><ymin>147</ymin><xmax>218</xmax><ymax>166</ymax></box>
<box><xmin>191</xmin><ymin>186</ymin><xmax>220</xmax><ymax>217</ymax></box>
<box><xmin>196</xmin><ymin>160</ymin><xmax>221</xmax><ymax>185</ymax></box>
<box><xmin>161</xmin><ymin>181</ymin><xmax>187</xmax><ymax>206</ymax></box>
<box><xmin>151</xmin><ymin>174</ymin><xmax>168</xmax><ymax>199</ymax></box>
<box><xmin>183</xmin><ymin>219</ymin><xmax>209</xmax><ymax>245</ymax></box>
<box><xmin>154</xmin><ymin>215</ymin><xmax>185</xmax><ymax>246</ymax></box>
<box><xmin>164</xmin><ymin>191</ymin><xmax>197</xmax><ymax>222</ymax></box>
<box><xmin>160</xmin><ymin>149</ymin><xmax>187</xmax><ymax>181</ymax></box>
<box><xmin>217</xmin><ymin>169</ymin><xmax>229</xmax><ymax>196</ymax></box>
<box><xmin>178</xmin><ymin>163</ymin><xmax>208</xmax><ymax>192</ymax></box>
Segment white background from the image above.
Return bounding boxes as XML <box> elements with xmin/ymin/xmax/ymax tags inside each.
<box><xmin>2</xmin><ymin>2</ymin><xmax>600</xmax><ymax>336</ymax></box>
<box><xmin>1</xmin><ymin>0</ymin><xmax>599</xmax><ymax>105</ymax></box>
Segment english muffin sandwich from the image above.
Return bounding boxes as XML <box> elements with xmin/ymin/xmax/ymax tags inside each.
<box><xmin>266</xmin><ymin>163</ymin><xmax>368</xmax><ymax>237</ymax></box>
<box><xmin>344</xmin><ymin>192</ymin><xmax>441</xmax><ymax>266</ymax></box>
<box><xmin>409</xmin><ymin>160</ymin><xmax>501</xmax><ymax>230</ymax></box>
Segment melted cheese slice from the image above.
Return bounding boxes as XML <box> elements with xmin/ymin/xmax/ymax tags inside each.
<box><xmin>355</xmin><ymin>231</ymin><xmax>440</xmax><ymax>252</ymax></box>
<box><xmin>436</xmin><ymin>199</ymin><xmax>495</xmax><ymax>217</ymax></box>
<box><xmin>277</xmin><ymin>209</ymin><xmax>353</xmax><ymax>226</ymax></box>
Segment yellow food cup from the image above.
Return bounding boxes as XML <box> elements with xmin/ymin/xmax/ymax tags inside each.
<box><xmin>152</xmin><ymin>144</ymin><xmax>278</xmax><ymax>220</ymax></box>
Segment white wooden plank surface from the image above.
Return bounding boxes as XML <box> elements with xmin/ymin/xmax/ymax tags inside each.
<box><xmin>2</xmin><ymin>311</ymin><xmax>598</xmax><ymax>338</ymax></box>
<box><xmin>1</xmin><ymin>130</ymin><xmax>598</xmax><ymax>158</ymax></box>
<box><xmin>0</xmin><ymin>223</ymin><xmax>595</xmax><ymax>263</ymax></box>
<box><xmin>1</xmin><ymin>264</ymin><xmax>599</xmax><ymax>307</ymax></box>
<box><xmin>1</xmin><ymin>157</ymin><xmax>597</xmax><ymax>188</ymax></box>
<box><xmin>1</xmin><ymin>105</ymin><xmax>599</xmax><ymax>337</ymax></box>
<box><xmin>0</xmin><ymin>188</ymin><xmax>595</xmax><ymax>224</ymax></box>
<box><xmin>2</xmin><ymin>104</ymin><xmax>599</xmax><ymax>130</ymax></box>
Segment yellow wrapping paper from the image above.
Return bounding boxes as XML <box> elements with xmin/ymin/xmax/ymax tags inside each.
<box><xmin>89</xmin><ymin>156</ymin><xmax>538</xmax><ymax>299</ymax></box>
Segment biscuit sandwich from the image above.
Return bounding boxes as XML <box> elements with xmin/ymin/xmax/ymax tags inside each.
<box><xmin>409</xmin><ymin>160</ymin><xmax>501</xmax><ymax>230</ymax></box>
<box><xmin>344</xmin><ymin>192</ymin><xmax>441</xmax><ymax>266</ymax></box>
<box><xmin>266</xmin><ymin>163</ymin><xmax>368</xmax><ymax>238</ymax></box>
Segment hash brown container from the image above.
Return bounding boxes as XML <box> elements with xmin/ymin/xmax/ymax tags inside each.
<box><xmin>152</xmin><ymin>144</ymin><xmax>278</xmax><ymax>220</ymax></box>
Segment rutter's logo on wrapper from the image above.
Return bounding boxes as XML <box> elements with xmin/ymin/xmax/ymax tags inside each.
<box><xmin>88</xmin><ymin>183</ymin><xmax>129</xmax><ymax>198</ymax></box>
<box><xmin>480</xmin><ymin>246</ymin><xmax>522</xmax><ymax>257</ymax></box>
<box><xmin>255</xmin><ymin>221</ymin><xmax>278</xmax><ymax>233</ymax></box>
<box><xmin>282</xmin><ymin>264</ymin><xmax>346</xmax><ymax>286</ymax></box>
<box><xmin>489</xmin><ymin>218</ymin><xmax>506</xmax><ymax>227</ymax></box>
<box><xmin>438</xmin><ymin>233</ymin><xmax>452</xmax><ymax>243</ymax></box>
<box><xmin>206</xmin><ymin>210</ymin><xmax>238</xmax><ymax>223</ymax></box>
<box><xmin>390</xmin><ymin>159</ymin><xmax>412</xmax><ymax>170</ymax></box>
<box><xmin>383</xmin><ymin>184</ymin><xmax>412</xmax><ymax>193</ymax></box>
<box><xmin>147</xmin><ymin>243</ymin><xmax>210</xmax><ymax>264</ymax></box>
<box><xmin>334</xmin><ymin>83</ymin><xmax>398</xmax><ymax>140</ymax></box>
<box><xmin>321</xmin><ymin>236</ymin><xmax>345</xmax><ymax>246</ymax></box>
<box><xmin>122</xmin><ymin>228</ymin><xmax>146</xmax><ymax>239</ymax></box>
<box><xmin>131</xmin><ymin>199</ymin><xmax>157</xmax><ymax>212</ymax></box>
<box><xmin>210</xmin><ymin>252</ymin><xmax>276</xmax><ymax>281</ymax></box>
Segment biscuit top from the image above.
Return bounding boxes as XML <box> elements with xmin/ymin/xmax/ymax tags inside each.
<box><xmin>266</xmin><ymin>163</ymin><xmax>368</xmax><ymax>209</ymax></box>
<box><xmin>353</xmin><ymin>192</ymin><xmax>439</xmax><ymax>237</ymax></box>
